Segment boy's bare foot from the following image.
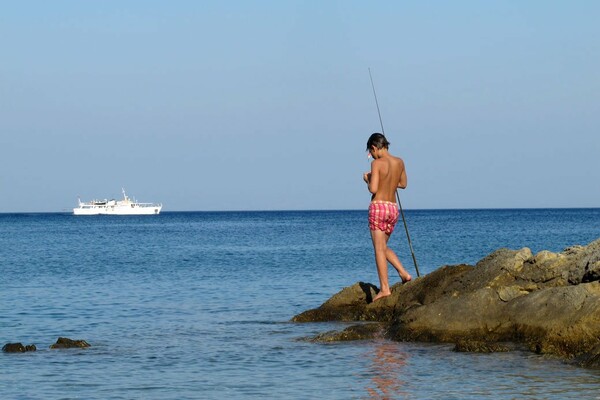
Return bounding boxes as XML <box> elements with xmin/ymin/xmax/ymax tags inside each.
<box><xmin>399</xmin><ymin>272</ymin><xmax>412</xmax><ymax>284</ymax></box>
<box><xmin>372</xmin><ymin>290</ymin><xmax>392</xmax><ymax>302</ymax></box>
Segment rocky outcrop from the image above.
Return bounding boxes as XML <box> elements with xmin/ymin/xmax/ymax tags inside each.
<box><xmin>2</xmin><ymin>343</ymin><xmax>36</xmax><ymax>352</ymax></box>
<box><xmin>50</xmin><ymin>337</ymin><xmax>91</xmax><ymax>349</ymax></box>
<box><xmin>293</xmin><ymin>239</ymin><xmax>600</xmax><ymax>367</ymax></box>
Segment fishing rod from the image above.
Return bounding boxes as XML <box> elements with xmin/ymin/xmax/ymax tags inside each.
<box><xmin>368</xmin><ymin>68</ymin><xmax>421</xmax><ymax>277</ymax></box>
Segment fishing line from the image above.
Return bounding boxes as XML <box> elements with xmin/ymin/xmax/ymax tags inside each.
<box><xmin>368</xmin><ymin>68</ymin><xmax>421</xmax><ymax>277</ymax></box>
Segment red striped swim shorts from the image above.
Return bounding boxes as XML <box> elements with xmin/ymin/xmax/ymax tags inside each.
<box><xmin>368</xmin><ymin>201</ymin><xmax>399</xmax><ymax>235</ymax></box>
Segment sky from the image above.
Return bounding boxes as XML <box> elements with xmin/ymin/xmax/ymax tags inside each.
<box><xmin>1</xmin><ymin>1</ymin><xmax>599</xmax><ymax>212</ymax></box>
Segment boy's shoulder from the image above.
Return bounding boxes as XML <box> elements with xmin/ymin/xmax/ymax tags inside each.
<box><xmin>392</xmin><ymin>154</ymin><xmax>405</xmax><ymax>164</ymax></box>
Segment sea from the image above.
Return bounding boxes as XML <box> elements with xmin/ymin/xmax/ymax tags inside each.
<box><xmin>1</xmin><ymin>209</ymin><xmax>599</xmax><ymax>399</ymax></box>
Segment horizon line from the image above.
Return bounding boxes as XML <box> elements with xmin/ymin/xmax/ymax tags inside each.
<box><xmin>1</xmin><ymin>206</ymin><xmax>599</xmax><ymax>215</ymax></box>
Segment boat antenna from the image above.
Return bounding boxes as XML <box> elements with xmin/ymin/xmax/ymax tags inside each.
<box><xmin>368</xmin><ymin>68</ymin><xmax>421</xmax><ymax>277</ymax></box>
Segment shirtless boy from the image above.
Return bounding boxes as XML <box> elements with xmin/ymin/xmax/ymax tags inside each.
<box><xmin>363</xmin><ymin>133</ymin><xmax>412</xmax><ymax>302</ymax></box>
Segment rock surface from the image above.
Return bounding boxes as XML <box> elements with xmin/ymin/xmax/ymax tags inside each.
<box><xmin>309</xmin><ymin>323</ymin><xmax>384</xmax><ymax>343</ymax></box>
<box><xmin>2</xmin><ymin>343</ymin><xmax>36</xmax><ymax>352</ymax></box>
<box><xmin>50</xmin><ymin>337</ymin><xmax>91</xmax><ymax>349</ymax></box>
<box><xmin>293</xmin><ymin>239</ymin><xmax>600</xmax><ymax>367</ymax></box>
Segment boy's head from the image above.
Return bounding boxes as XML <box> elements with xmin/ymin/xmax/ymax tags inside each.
<box><xmin>366</xmin><ymin>133</ymin><xmax>390</xmax><ymax>151</ymax></box>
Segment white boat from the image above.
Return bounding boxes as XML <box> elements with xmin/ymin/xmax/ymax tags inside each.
<box><xmin>73</xmin><ymin>189</ymin><xmax>162</xmax><ymax>215</ymax></box>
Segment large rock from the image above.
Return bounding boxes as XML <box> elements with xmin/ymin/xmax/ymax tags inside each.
<box><xmin>294</xmin><ymin>239</ymin><xmax>600</xmax><ymax>364</ymax></box>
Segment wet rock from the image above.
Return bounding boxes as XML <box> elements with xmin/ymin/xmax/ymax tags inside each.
<box><xmin>293</xmin><ymin>238</ymin><xmax>600</xmax><ymax>366</ymax></box>
<box><xmin>309</xmin><ymin>323</ymin><xmax>383</xmax><ymax>342</ymax></box>
<box><xmin>50</xmin><ymin>337</ymin><xmax>91</xmax><ymax>349</ymax></box>
<box><xmin>2</xmin><ymin>343</ymin><xmax>36</xmax><ymax>353</ymax></box>
<box><xmin>453</xmin><ymin>340</ymin><xmax>511</xmax><ymax>353</ymax></box>
<box><xmin>573</xmin><ymin>344</ymin><xmax>600</xmax><ymax>368</ymax></box>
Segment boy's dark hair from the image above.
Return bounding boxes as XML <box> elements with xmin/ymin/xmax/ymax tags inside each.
<box><xmin>366</xmin><ymin>133</ymin><xmax>390</xmax><ymax>150</ymax></box>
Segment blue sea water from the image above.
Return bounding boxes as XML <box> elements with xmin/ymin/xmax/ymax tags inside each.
<box><xmin>1</xmin><ymin>209</ymin><xmax>600</xmax><ymax>399</ymax></box>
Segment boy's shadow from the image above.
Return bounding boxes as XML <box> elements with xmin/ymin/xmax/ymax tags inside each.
<box><xmin>359</xmin><ymin>282</ymin><xmax>379</xmax><ymax>304</ymax></box>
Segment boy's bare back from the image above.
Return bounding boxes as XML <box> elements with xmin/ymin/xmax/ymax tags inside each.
<box><xmin>365</xmin><ymin>150</ymin><xmax>407</xmax><ymax>203</ymax></box>
<box><xmin>371</xmin><ymin>155</ymin><xmax>406</xmax><ymax>202</ymax></box>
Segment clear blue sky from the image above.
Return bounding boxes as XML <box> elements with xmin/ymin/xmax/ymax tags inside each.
<box><xmin>1</xmin><ymin>1</ymin><xmax>598</xmax><ymax>212</ymax></box>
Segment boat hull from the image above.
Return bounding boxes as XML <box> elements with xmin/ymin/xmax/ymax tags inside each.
<box><xmin>73</xmin><ymin>189</ymin><xmax>162</xmax><ymax>215</ymax></box>
<box><xmin>73</xmin><ymin>205</ymin><xmax>162</xmax><ymax>215</ymax></box>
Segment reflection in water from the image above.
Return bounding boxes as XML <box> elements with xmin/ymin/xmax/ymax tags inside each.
<box><xmin>365</xmin><ymin>340</ymin><xmax>410</xmax><ymax>399</ymax></box>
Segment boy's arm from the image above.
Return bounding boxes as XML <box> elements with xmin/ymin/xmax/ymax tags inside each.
<box><xmin>398</xmin><ymin>168</ymin><xmax>407</xmax><ymax>189</ymax></box>
<box><xmin>367</xmin><ymin>161</ymin><xmax>380</xmax><ymax>194</ymax></box>
<box><xmin>397</xmin><ymin>160</ymin><xmax>407</xmax><ymax>189</ymax></box>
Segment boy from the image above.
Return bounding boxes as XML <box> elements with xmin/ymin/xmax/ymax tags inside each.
<box><xmin>363</xmin><ymin>133</ymin><xmax>412</xmax><ymax>302</ymax></box>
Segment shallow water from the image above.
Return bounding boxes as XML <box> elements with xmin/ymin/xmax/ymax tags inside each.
<box><xmin>1</xmin><ymin>210</ymin><xmax>599</xmax><ymax>399</ymax></box>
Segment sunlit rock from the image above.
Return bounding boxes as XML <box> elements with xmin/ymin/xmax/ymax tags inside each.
<box><xmin>294</xmin><ymin>238</ymin><xmax>600</xmax><ymax>366</ymax></box>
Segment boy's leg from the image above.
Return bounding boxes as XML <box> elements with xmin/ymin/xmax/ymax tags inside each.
<box><xmin>371</xmin><ymin>229</ymin><xmax>392</xmax><ymax>301</ymax></box>
<box><xmin>385</xmin><ymin>247</ymin><xmax>412</xmax><ymax>283</ymax></box>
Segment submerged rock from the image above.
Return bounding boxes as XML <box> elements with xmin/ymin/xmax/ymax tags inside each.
<box><xmin>453</xmin><ymin>340</ymin><xmax>511</xmax><ymax>353</ymax></box>
<box><xmin>2</xmin><ymin>343</ymin><xmax>36</xmax><ymax>353</ymax></box>
<box><xmin>50</xmin><ymin>337</ymin><xmax>91</xmax><ymax>349</ymax></box>
<box><xmin>309</xmin><ymin>323</ymin><xmax>384</xmax><ymax>343</ymax></box>
<box><xmin>293</xmin><ymin>238</ymin><xmax>600</xmax><ymax>366</ymax></box>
